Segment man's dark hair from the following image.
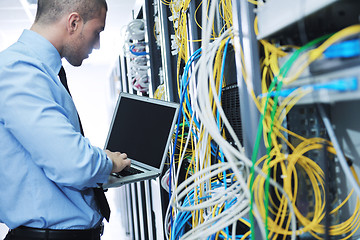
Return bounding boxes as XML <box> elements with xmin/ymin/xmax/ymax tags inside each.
<box><xmin>34</xmin><ymin>0</ymin><xmax>108</xmax><ymax>24</ymax></box>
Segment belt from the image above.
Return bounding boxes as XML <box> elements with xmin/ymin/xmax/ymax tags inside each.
<box><xmin>8</xmin><ymin>225</ymin><xmax>103</xmax><ymax>240</ymax></box>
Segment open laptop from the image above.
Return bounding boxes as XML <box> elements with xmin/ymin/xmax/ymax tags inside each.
<box><xmin>102</xmin><ymin>92</ymin><xmax>179</xmax><ymax>189</ymax></box>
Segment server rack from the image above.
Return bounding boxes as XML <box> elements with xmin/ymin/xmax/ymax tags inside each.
<box><xmin>254</xmin><ymin>0</ymin><xmax>360</xmax><ymax>239</ymax></box>
<box><xmin>113</xmin><ymin>0</ymin><xmax>360</xmax><ymax>239</ymax></box>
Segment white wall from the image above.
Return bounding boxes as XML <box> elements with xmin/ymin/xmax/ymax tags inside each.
<box><xmin>65</xmin><ymin>61</ymin><xmax>115</xmax><ymax>148</ymax></box>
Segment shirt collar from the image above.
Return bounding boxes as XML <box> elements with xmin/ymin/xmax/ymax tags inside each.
<box><xmin>18</xmin><ymin>29</ymin><xmax>62</xmax><ymax>75</ymax></box>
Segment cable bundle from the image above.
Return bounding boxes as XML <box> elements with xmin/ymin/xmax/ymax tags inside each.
<box><xmin>163</xmin><ymin>1</ymin><xmax>297</xmax><ymax>239</ymax></box>
<box><xmin>252</xmin><ymin>23</ymin><xmax>360</xmax><ymax>239</ymax></box>
<box><xmin>161</xmin><ymin>0</ymin><xmax>360</xmax><ymax>239</ymax></box>
<box><xmin>123</xmin><ymin>19</ymin><xmax>150</xmax><ymax>93</ymax></box>
<box><xmin>125</xmin><ymin>19</ymin><xmax>146</xmax><ymax>42</ymax></box>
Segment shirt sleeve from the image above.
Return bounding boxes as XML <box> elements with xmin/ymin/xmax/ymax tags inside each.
<box><xmin>0</xmin><ymin>60</ymin><xmax>113</xmax><ymax>190</ymax></box>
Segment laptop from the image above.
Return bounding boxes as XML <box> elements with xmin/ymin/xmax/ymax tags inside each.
<box><xmin>102</xmin><ymin>92</ymin><xmax>179</xmax><ymax>189</ymax></box>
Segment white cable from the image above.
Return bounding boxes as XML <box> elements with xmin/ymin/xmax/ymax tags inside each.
<box><xmin>172</xmin><ymin>111</ymin><xmax>196</xmax><ymax>222</ymax></box>
<box><xmin>176</xmin><ymin>179</ymin><xmax>246</xmax><ymax>212</ymax></box>
<box><xmin>164</xmin><ymin>111</ymin><xmax>197</xmax><ymax>240</ymax></box>
<box><xmin>161</xmin><ymin>168</ymin><xmax>170</xmax><ymax>192</ymax></box>
<box><xmin>192</xmin><ymin>17</ymin><xmax>267</xmax><ymax>237</ymax></box>
<box><xmin>317</xmin><ymin>104</ymin><xmax>360</xmax><ymax>199</ymax></box>
<box><xmin>166</xmin><ymin>0</ymin><xmax>298</xmax><ymax>238</ymax></box>
<box><xmin>199</xmin><ymin>44</ymin><xmax>298</xmax><ymax>236</ymax></box>
<box><xmin>189</xmin><ymin>17</ymin><xmax>297</xmax><ymax>238</ymax></box>
<box><xmin>181</xmin><ymin>199</ymin><xmax>249</xmax><ymax>239</ymax></box>
<box><xmin>181</xmin><ymin>200</ymin><xmax>249</xmax><ymax>239</ymax></box>
<box><xmin>126</xmin><ymin>19</ymin><xmax>145</xmax><ymax>41</ymax></box>
<box><xmin>174</xmin><ymin>162</ymin><xmax>243</xmax><ymax>207</ymax></box>
<box><xmin>232</xmin><ymin>220</ymin><xmax>237</xmax><ymax>240</ymax></box>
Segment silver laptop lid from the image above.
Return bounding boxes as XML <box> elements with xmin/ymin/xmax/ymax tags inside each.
<box><xmin>104</xmin><ymin>92</ymin><xmax>179</xmax><ymax>173</ymax></box>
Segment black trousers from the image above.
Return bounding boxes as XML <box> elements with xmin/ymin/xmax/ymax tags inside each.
<box><xmin>4</xmin><ymin>226</ymin><xmax>102</xmax><ymax>240</ymax></box>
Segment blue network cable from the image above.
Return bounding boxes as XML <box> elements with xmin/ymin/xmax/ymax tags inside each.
<box><xmin>259</xmin><ymin>77</ymin><xmax>358</xmax><ymax>98</ymax></box>
<box><xmin>129</xmin><ymin>44</ymin><xmax>148</xmax><ymax>56</ymax></box>
<box><xmin>324</xmin><ymin>38</ymin><xmax>360</xmax><ymax>58</ymax></box>
<box><xmin>169</xmin><ymin>48</ymin><xmax>202</xmax><ymax>233</ymax></box>
<box><xmin>170</xmin><ymin>39</ymin><xmax>238</xmax><ymax>239</ymax></box>
<box><xmin>180</xmin><ymin>48</ymin><xmax>202</xmax><ymax>131</ymax></box>
<box><xmin>217</xmin><ymin>38</ymin><xmax>231</xmax><ymax>126</ymax></box>
<box><xmin>172</xmin><ymin>181</ymin><xmax>248</xmax><ymax>239</ymax></box>
<box><xmin>171</xmin><ymin>187</ymin><xmax>212</xmax><ymax>239</ymax></box>
<box><xmin>217</xmin><ymin>37</ymin><xmax>231</xmax><ymax>238</ymax></box>
<box><xmin>178</xmin><ymin>48</ymin><xmax>223</xmax><ymax>160</ymax></box>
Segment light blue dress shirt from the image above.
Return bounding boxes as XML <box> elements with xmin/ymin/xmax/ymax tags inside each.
<box><xmin>0</xmin><ymin>30</ymin><xmax>113</xmax><ymax>230</ymax></box>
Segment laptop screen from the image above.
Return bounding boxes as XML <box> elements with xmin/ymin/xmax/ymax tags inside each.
<box><xmin>105</xmin><ymin>93</ymin><xmax>179</xmax><ymax>169</ymax></box>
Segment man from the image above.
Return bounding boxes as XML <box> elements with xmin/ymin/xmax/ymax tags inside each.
<box><xmin>0</xmin><ymin>0</ymin><xmax>131</xmax><ymax>239</ymax></box>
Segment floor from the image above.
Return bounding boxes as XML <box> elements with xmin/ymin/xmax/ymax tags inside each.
<box><xmin>102</xmin><ymin>188</ymin><xmax>132</xmax><ymax>240</ymax></box>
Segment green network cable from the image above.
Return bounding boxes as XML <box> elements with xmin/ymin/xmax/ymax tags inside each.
<box><xmin>249</xmin><ymin>33</ymin><xmax>332</xmax><ymax>240</ymax></box>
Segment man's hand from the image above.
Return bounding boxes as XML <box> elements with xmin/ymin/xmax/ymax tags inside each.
<box><xmin>105</xmin><ymin>150</ymin><xmax>131</xmax><ymax>173</ymax></box>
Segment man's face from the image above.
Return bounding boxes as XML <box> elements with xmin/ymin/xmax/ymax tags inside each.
<box><xmin>64</xmin><ymin>7</ymin><xmax>107</xmax><ymax>66</ymax></box>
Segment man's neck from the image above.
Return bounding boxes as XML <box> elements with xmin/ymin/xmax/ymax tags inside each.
<box><xmin>30</xmin><ymin>21</ymin><xmax>66</xmax><ymax>58</ymax></box>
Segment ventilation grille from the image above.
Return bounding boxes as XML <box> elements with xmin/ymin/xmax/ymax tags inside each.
<box><xmin>221</xmin><ymin>84</ymin><xmax>243</xmax><ymax>146</ymax></box>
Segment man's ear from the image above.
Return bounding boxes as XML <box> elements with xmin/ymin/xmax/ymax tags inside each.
<box><xmin>67</xmin><ymin>12</ymin><xmax>82</xmax><ymax>33</ymax></box>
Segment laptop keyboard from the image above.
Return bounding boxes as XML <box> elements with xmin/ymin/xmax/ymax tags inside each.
<box><xmin>112</xmin><ymin>167</ymin><xmax>144</xmax><ymax>178</ymax></box>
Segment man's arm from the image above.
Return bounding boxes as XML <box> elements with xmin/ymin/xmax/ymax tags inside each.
<box><xmin>0</xmin><ymin>61</ymin><xmax>114</xmax><ymax>189</ymax></box>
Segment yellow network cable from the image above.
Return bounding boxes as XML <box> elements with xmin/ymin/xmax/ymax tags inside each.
<box><xmin>153</xmin><ymin>24</ymin><xmax>158</xmax><ymax>41</ymax></box>
<box><xmin>253</xmin><ymin>23</ymin><xmax>360</xmax><ymax>240</ymax></box>
<box><xmin>248</xmin><ymin>0</ymin><xmax>259</xmax><ymax>5</ymax></box>
<box><xmin>240</xmin><ymin>231</ymin><xmax>252</xmax><ymax>240</ymax></box>
<box><xmin>284</xmin><ymin>24</ymin><xmax>360</xmax><ymax>85</ymax></box>
<box><xmin>166</xmin><ymin>3</ymin><xmax>360</xmax><ymax>240</ymax></box>
<box><xmin>219</xmin><ymin>0</ymin><xmax>232</xmax><ymax>32</ymax></box>
<box><xmin>258</xmin><ymin>112</ymin><xmax>360</xmax><ymax>239</ymax></box>
<box><xmin>161</xmin><ymin>0</ymin><xmax>171</xmax><ymax>5</ymax></box>
<box><xmin>194</xmin><ymin>1</ymin><xmax>203</xmax><ymax>31</ymax></box>
<box><xmin>165</xmin><ymin>0</ymin><xmax>249</xmax><ymax>239</ymax></box>
<box><xmin>174</xmin><ymin>2</ymin><xmax>247</xmax><ymax>239</ymax></box>
<box><xmin>154</xmin><ymin>84</ymin><xmax>165</xmax><ymax>100</ymax></box>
